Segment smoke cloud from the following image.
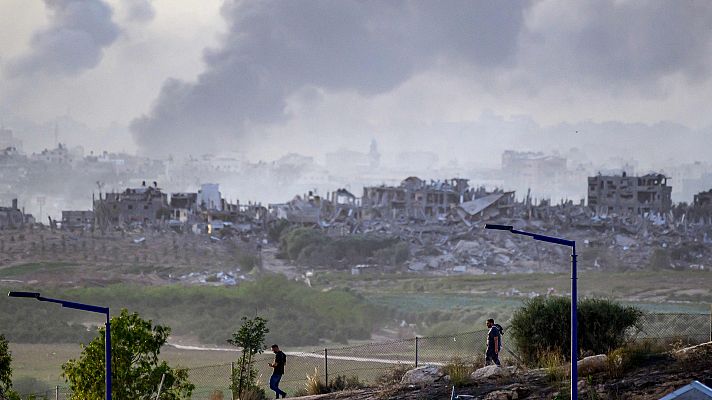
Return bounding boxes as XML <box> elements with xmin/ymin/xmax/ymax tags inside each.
<box><xmin>130</xmin><ymin>0</ymin><xmax>530</xmax><ymax>156</ymax></box>
<box><xmin>130</xmin><ymin>0</ymin><xmax>712</xmax><ymax>157</ymax></box>
<box><xmin>5</xmin><ymin>0</ymin><xmax>119</xmax><ymax>77</ymax></box>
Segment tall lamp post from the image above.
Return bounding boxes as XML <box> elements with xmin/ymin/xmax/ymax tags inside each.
<box><xmin>8</xmin><ymin>291</ymin><xmax>111</xmax><ymax>400</ymax></box>
<box><xmin>484</xmin><ymin>224</ymin><xmax>578</xmax><ymax>400</ymax></box>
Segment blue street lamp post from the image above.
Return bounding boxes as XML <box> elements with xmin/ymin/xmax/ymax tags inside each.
<box><xmin>484</xmin><ymin>224</ymin><xmax>578</xmax><ymax>400</ymax></box>
<box><xmin>7</xmin><ymin>291</ymin><xmax>111</xmax><ymax>400</ymax></box>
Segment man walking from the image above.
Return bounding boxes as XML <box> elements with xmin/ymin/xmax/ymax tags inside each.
<box><xmin>268</xmin><ymin>344</ymin><xmax>287</xmax><ymax>398</ymax></box>
<box><xmin>485</xmin><ymin>319</ymin><xmax>501</xmax><ymax>366</ymax></box>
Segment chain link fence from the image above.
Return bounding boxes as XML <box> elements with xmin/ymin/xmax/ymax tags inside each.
<box><xmin>18</xmin><ymin>312</ymin><xmax>711</xmax><ymax>399</ymax></box>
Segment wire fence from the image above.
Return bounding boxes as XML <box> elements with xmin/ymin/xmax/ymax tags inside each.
<box><xmin>19</xmin><ymin>312</ymin><xmax>711</xmax><ymax>400</ymax></box>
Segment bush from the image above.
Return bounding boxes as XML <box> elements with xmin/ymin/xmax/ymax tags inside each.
<box><xmin>279</xmin><ymin>227</ymin><xmax>408</xmax><ymax>267</ymax></box>
<box><xmin>304</xmin><ymin>368</ymin><xmax>328</xmax><ymax>395</ymax></box>
<box><xmin>443</xmin><ymin>358</ymin><xmax>475</xmax><ymax>386</ymax></box>
<box><xmin>328</xmin><ymin>374</ymin><xmax>365</xmax><ymax>392</ymax></box>
<box><xmin>606</xmin><ymin>340</ymin><xmax>666</xmax><ymax>378</ymax></box>
<box><xmin>510</xmin><ymin>297</ymin><xmax>643</xmax><ymax>365</ymax></box>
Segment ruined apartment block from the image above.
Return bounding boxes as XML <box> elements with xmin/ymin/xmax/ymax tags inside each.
<box><xmin>587</xmin><ymin>172</ymin><xmax>672</xmax><ymax>216</ymax></box>
<box><xmin>94</xmin><ymin>181</ymin><xmax>169</xmax><ymax>227</ymax></box>
<box><xmin>361</xmin><ymin>177</ymin><xmax>472</xmax><ymax>220</ymax></box>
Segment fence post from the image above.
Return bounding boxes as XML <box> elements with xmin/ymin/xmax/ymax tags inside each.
<box><xmin>230</xmin><ymin>362</ymin><xmax>235</xmax><ymax>400</ymax></box>
<box><xmin>415</xmin><ymin>337</ymin><xmax>419</xmax><ymax>367</ymax></box>
<box><xmin>55</xmin><ymin>386</ymin><xmax>59</xmax><ymax>400</ymax></box>
<box><xmin>324</xmin><ymin>348</ymin><xmax>329</xmax><ymax>386</ymax></box>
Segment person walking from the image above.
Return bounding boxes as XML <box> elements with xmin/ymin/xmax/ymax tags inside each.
<box><xmin>485</xmin><ymin>319</ymin><xmax>502</xmax><ymax>366</ymax></box>
<box><xmin>268</xmin><ymin>344</ymin><xmax>287</xmax><ymax>398</ymax></box>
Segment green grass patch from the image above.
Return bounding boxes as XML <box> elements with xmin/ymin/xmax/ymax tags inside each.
<box><xmin>0</xmin><ymin>262</ymin><xmax>77</xmax><ymax>277</ymax></box>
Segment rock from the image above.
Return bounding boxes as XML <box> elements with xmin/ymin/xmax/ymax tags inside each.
<box><xmin>400</xmin><ymin>365</ymin><xmax>444</xmax><ymax>385</ymax></box>
<box><xmin>483</xmin><ymin>391</ymin><xmax>511</xmax><ymax>400</ymax></box>
<box><xmin>471</xmin><ymin>365</ymin><xmax>513</xmax><ymax>381</ymax></box>
<box><xmin>577</xmin><ymin>354</ymin><xmax>608</xmax><ymax>376</ymax></box>
<box><xmin>453</xmin><ymin>240</ymin><xmax>479</xmax><ymax>257</ymax></box>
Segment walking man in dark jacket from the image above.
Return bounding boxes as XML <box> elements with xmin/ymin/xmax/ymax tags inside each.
<box><xmin>485</xmin><ymin>319</ymin><xmax>501</xmax><ymax>366</ymax></box>
<box><xmin>269</xmin><ymin>344</ymin><xmax>287</xmax><ymax>398</ymax></box>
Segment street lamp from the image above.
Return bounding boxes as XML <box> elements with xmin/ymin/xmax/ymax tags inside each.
<box><xmin>484</xmin><ymin>224</ymin><xmax>578</xmax><ymax>400</ymax></box>
<box><xmin>8</xmin><ymin>291</ymin><xmax>112</xmax><ymax>400</ymax></box>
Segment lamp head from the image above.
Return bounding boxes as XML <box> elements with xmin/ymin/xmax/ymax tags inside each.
<box><xmin>8</xmin><ymin>291</ymin><xmax>40</xmax><ymax>298</ymax></box>
<box><xmin>484</xmin><ymin>224</ymin><xmax>513</xmax><ymax>231</ymax></box>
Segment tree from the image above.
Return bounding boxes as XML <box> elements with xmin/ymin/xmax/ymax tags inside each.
<box><xmin>0</xmin><ymin>334</ymin><xmax>13</xmax><ymax>399</ymax></box>
<box><xmin>62</xmin><ymin>309</ymin><xmax>194</xmax><ymax>399</ymax></box>
<box><xmin>510</xmin><ymin>297</ymin><xmax>642</xmax><ymax>365</ymax></box>
<box><xmin>227</xmin><ymin>317</ymin><xmax>269</xmax><ymax>399</ymax></box>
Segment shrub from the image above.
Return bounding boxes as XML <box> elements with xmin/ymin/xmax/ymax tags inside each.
<box><xmin>279</xmin><ymin>227</ymin><xmax>408</xmax><ymax>267</ymax></box>
<box><xmin>443</xmin><ymin>358</ymin><xmax>475</xmax><ymax>386</ymax></box>
<box><xmin>328</xmin><ymin>375</ymin><xmax>365</xmax><ymax>392</ymax></box>
<box><xmin>606</xmin><ymin>340</ymin><xmax>666</xmax><ymax>378</ymax></box>
<box><xmin>539</xmin><ymin>350</ymin><xmax>567</xmax><ymax>383</ymax></box>
<box><xmin>304</xmin><ymin>368</ymin><xmax>328</xmax><ymax>395</ymax></box>
<box><xmin>510</xmin><ymin>297</ymin><xmax>642</xmax><ymax>365</ymax></box>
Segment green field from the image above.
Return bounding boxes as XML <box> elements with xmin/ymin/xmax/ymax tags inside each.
<box><xmin>4</xmin><ymin>269</ymin><xmax>711</xmax><ymax>398</ymax></box>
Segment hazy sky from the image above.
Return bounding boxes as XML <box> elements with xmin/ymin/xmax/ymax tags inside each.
<box><xmin>1</xmin><ymin>0</ymin><xmax>712</xmax><ymax>166</ymax></box>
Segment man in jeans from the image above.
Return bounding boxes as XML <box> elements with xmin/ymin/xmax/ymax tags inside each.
<box><xmin>268</xmin><ymin>344</ymin><xmax>287</xmax><ymax>398</ymax></box>
<box><xmin>485</xmin><ymin>319</ymin><xmax>501</xmax><ymax>366</ymax></box>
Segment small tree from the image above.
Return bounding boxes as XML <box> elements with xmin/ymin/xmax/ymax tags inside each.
<box><xmin>510</xmin><ymin>297</ymin><xmax>642</xmax><ymax>365</ymax></box>
<box><xmin>62</xmin><ymin>309</ymin><xmax>194</xmax><ymax>399</ymax></box>
<box><xmin>227</xmin><ymin>317</ymin><xmax>269</xmax><ymax>399</ymax></box>
<box><xmin>0</xmin><ymin>334</ymin><xmax>14</xmax><ymax>398</ymax></box>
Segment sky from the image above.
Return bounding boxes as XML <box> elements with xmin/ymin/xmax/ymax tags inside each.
<box><xmin>1</xmin><ymin>0</ymin><xmax>712</xmax><ymax>167</ymax></box>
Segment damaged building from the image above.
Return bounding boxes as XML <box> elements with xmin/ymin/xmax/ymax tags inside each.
<box><xmin>94</xmin><ymin>181</ymin><xmax>169</xmax><ymax>228</ymax></box>
<box><xmin>362</xmin><ymin>177</ymin><xmax>473</xmax><ymax>220</ymax></box>
<box><xmin>61</xmin><ymin>210</ymin><xmax>95</xmax><ymax>230</ymax></box>
<box><xmin>588</xmin><ymin>172</ymin><xmax>672</xmax><ymax>216</ymax></box>
<box><xmin>0</xmin><ymin>199</ymin><xmax>30</xmax><ymax>229</ymax></box>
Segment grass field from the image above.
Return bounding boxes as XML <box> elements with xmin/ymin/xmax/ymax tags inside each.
<box><xmin>6</xmin><ymin>269</ymin><xmax>711</xmax><ymax>398</ymax></box>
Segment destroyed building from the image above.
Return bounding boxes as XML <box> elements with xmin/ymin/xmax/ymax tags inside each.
<box><xmin>61</xmin><ymin>210</ymin><xmax>95</xmax><ymax>230</ymax></box>
<box><xmin>362</xmin><ymin>177</ymin><xmax>473</xmax><ymax>220</ymax></box>
<box><xmin>587</xmin><ymin>172</ymin><xmax>672</xmax><ymax>216</ymax></box>
<box><xmin>694</xmin><ymin>189</ymin><xmax>712</xmax><ymax>207</ymax></box>
<box><xmin>454</xmin><ymin>190</ymin><xmax>516</xmax><ymax>226</ymax></box>
<box><xmin>0</xmin><ymin>199</ymin><xmax>27</xmax><ymax>229</ymax></box>
<box><xmin>94</xmin><ymin>182</ymin><xmax>169</xmax><ymax>227</ymax></box>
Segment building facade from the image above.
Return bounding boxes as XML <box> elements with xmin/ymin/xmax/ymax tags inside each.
<box><xmin>587</xmin><ymin>172</ymin><xmax>672</xmax><ymax>216</ymax></box>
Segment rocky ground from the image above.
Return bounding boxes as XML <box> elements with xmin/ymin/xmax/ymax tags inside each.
<box><xmin>291</xmin><ymin>342</ymin><xmax>712</xmax><ymax>400</ymax></box>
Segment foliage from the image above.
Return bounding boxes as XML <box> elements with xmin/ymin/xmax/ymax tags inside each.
<box><xmin>61</xmin><ymin>309</ymin><xmax>194</xmax><ymax>400</ymax></box>
<box><xmin>375</xmin><ymin>364</ymin><xmax>410</xmax><ymax>386</ymax></box>
<box><xmin>0</xmin><ymin>334</ymin><xmax>13</xmax><ymax>398</ymax></box>
<box><xmin>304</xmin><ymin>368</ymin><xmax>328</xmax><ymax>395</ymax></box>
<box><xmin>443</xmin><ymin>357</ymin><xmax>475</xmax><ymax>386</ymax></box>
<box><xmin>510</xmin><ymin>297</ymin><xmax>643</xmax><ymax>365</ymax></box>
<box><xmin>606</xmin><ymin>340</ymin><xmax>665</xmax><ymax>378</ymax></box>
<box><xmin>0</xmin><ymin>276</ymin><xmax>387</xmax><ymax>346</ymax></box>
<box><xmin>279</xmin><ymin>227</ymin><xmax>409</xmax><ymax>267</ymax></box>
<box><xmin>227</xmin><ymin>317</ymin><xmax>269</xmax><ymax>399</ymax></box>
<box><xmin>328</xmin><ymin>374</ymin><xmax>365</xmax><ymax>392</ymax></box>
<box><xmin>538</xmin><ymin>350</ymin><xmax>567</xmax><ymax>383</ymax></box>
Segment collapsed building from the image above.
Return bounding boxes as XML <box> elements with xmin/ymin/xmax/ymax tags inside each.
<box><xmin>0</xmin><ymin>199</ymin><xmax>32</xmax><ymax>229</ymax></box>
<box><xmin>362</xmin><ymin>177</ymin><xmax>472</xmax><ymax>220</ymax></box>
<box><xmin>588</xmin><ymin>172</ymin><xmax>672</xmax><ymax>216</ymax></box>
<box><xmin>94</xmin><ymin>182</ymin><xmax>169</xmax><ymax>228</ymax></box>
<box><xmin>61</xmin><ymin>210</ymin><xmax>95</xmax><ymax>230</ymax></box>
